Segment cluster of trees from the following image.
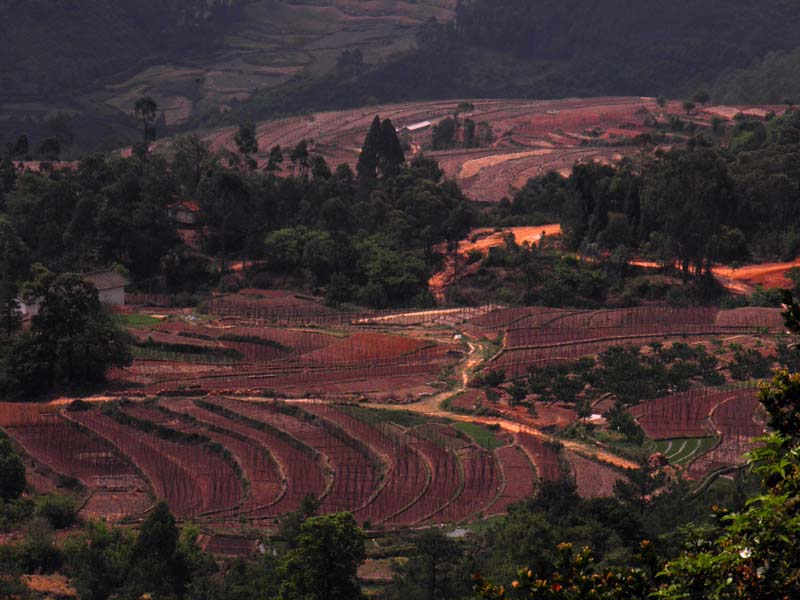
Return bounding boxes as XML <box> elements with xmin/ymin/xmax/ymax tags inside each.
<box><xmin>0</xmin><ymin>268</ymin><xmax>132</xmax><ymax>399</ymax></box>
<box><xmin>430</xmin><ymin>104</ymin><xmax>494</xmax><ymax>150</ymax></box>
<box><xmin>477</xmin><ymin>330</ymin><xmax>800</xmax><ymax>598</ymax></box>
<box><xmin>0</xmin><ymin>111</ymin><xmax>475</xmax><ymax>310</ymax></box>
<box><xmin>491</xmin><ymin>109</ymin><xmax>800</xmax><ymax>285</ymax></box>
<box><xmin>1</xmin><ymin>489</ymin><xmax>368</xmax><ymax>600</ymax></box>
<box><xmin>201</xmin><ymin>116</ymin><xmax>474</xmax><ymax>307</ymax></box>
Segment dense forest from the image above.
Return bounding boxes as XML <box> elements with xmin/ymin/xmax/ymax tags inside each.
<box><xmin>0</xmin><ymin>0</ymin><xmax>244</xmax><ymax>100</ymax></box>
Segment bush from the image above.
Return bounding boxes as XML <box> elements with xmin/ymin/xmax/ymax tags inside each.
<box><xmin>0</xmin><ymin>437</ymin><xmax>26</xmax><ymax>501</ymax></box>
<box><xmin>249</xmin><ymin>271</ymin><xmax>272</xmax><ymax>289</ymax></box>
<box><xmin>34</xmin><ymin>495</ymin><xmax>78</xmax><ymax>529</ymax></box>
<box><xmin>483</xmin><ymin>369</ymin><xmax>506</xmax><ymax>388</ymax></box>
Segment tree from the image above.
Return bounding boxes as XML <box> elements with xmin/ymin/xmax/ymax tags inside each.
<box><xmin>386</xmin><ymin>529</ymin><xmax>464</xmax><ymax>600</ymax></box>
<box><xmin>432</xmin><ymin>117</ymin><xmax>457</xmax><ymax>149</ymax></box>
<box><xmin>198</xmin><ymin>171</ymin><xmax>250</xmax><ymax>272</ymax></box>
<box><xmin>234</xmin><ymin>122</ymin><xmax>259</xmax><ymax>173</ymax></box>
<box><xmin>6</xmin><ymin>135</ymin><xmax>30</xmax><ymax>160</ymax></box>
<box><xmin>476</xmin><ymin>543</ymin><xmax>649</xmax><ymax>600</ymax></box>
<box><xmin>64</xmin><ymin>522</ymin><xmax>134</xmax><ymax>600</ymax></box>
<box><xmin>356</xmin><ymin>116</ymin><xmax>382</xmax><ymax>184</ymax></box>
<box><xmin>0</xmin><ymin>217</ymin><xmax>29</xmax><ymax>338</ymax></box>
<box><xmin>2</xmin><ymin>267</ymin><xmax>132</xmax><ymax>396</ymax></box>
<box><xmin>278</xmin><ymin>512</ymin><xmax>366</xmax><ymax>600</ymax></box>
<box><xmin>38</xmin><ymin>138</ymin><xmax>61</xmax><ymax>163</ymax></box>
<box><xmin>124</xmin><ymin>501</ymin><xmax>191</xmax><ymax>600</ymax></box>
<box><xmin>171</xmin><ymin>134</ymin><xmax>212</xmax><ymax>195</ymax></box>
<box><xmin>266</xmin><ymin>144</ymin><xmax>284</xmax><ymax>175</ymax></box>
<box><xmin>379</xmin><ymin>118</ymin><xmax>405</xmax><ymax>178</ymax></box>
<box><xmin>0</xmin><ymin>434</ymin><xmax>25</xmax><ymax>500</ymax></box>
<box><xmin>289</xmin><ymin>139</ymin><xmax>310</xmax><ymax>178</ymax></box>
<box><xmin>682</xmin><ymin>100</ymin><xmax>696</xmax><ymax>115</ymax></box>
<box><xmin>133</xmin><ymin>97</ymin><xmax>158</xmax><ymax>160</ymax></box>
<box><xmin>693</xmin><ymin>90</ymin><xmax>711</xmax><ymax>106</ymax></box>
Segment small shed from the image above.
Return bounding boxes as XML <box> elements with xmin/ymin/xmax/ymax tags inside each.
<box><xmin>82</xmin><ymin>270</ymin><xmax>129</xmax><ymax>306</ymax></box>
<box><xmin>402</xmin><ymin>120</ymin><xmax>432</xmax><ymax>134</ymax></box>
<box><xmin>168</xmin><ymin>200</ymin><xmax>201</xmax><ymax>225</ymax></box>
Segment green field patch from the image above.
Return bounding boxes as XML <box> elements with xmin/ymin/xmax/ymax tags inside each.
<box><xmin>115</xmin><ymin>314</ymin><xmax>164</xmax><ymax>328</ymax></box>
<box><xmin>453</xmin><ymin>421</ymin><xmax>502</xmax><ymax>450</ymax></box>
<box><xmin>344</xmin><ymin>405</ymin><xmax>438</xmax><ymax>429</ymax></box>
<box><xmin>654</xmin><ymin>436</ymin><xmax>716</xmax><ymax>465</ymax></box>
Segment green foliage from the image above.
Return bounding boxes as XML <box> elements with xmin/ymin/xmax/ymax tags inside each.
<box><xmin>728</xmin><ymin>346</ymin><xmax>772</xmax><ymax>381</ymax></box>
<box><xmin>278</xmin><ymin>493</ymin><xmax>319</xmax><ymax>548</ymax></box>
<box><xmin>0</xmin><ymin>267</ymin><xmax>132</xmax><ymax>398</ymax></box>
<box><xmin>605</xmin><ymin>401</ymin><xmax>645</xmax><ymax>445</ymax></box>
<box><xmin>14</xmin><ymin>517</ymin><xmax>62</xmax><ymax>573</ymax></box>
<box><xmin>0</xmin><ymin>435</ymin><xmax>25</xmax><ymax>501</ymax></box>
<box><xmin>385</xmin><ymin>529</ymin><xmax>466</xmax><ymax>600</ymax></box>
<box><xmin>475</xmin><ymin>543</ymin><xmax>650</xmax><ymax>599</ymax></box>
<box><xmin>34</xmin><ymin>494</ymin><xmax>78</xmax><ymax>529</ymax></box>
<box><xmin>526</xmin><ymin>342</ymin><xmax>721</xmax><ymax>410</ymax></box>
<box><xmin>278</xmin><ymin>512</ymin><xmax>366</xmax><ymax>600</ymax></box>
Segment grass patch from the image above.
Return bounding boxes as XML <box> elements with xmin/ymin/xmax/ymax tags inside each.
<box><xmin>131</xmin><ymin>344</ymin><xmax>240</xmax><ymax>364</ymax></box>
<box><xmin>115</xmin><ymin>314</ymin><xmax>163</xmax><ymax>328</ymax></box>
<box><xmin>453</xmin><ymin>421</ymin><xmax>502</xmax><ymax>450</ymax></box>
<box><xmin>654</xmin><ymin>436</ymin><xmax>717</xmax><ymax>466</ymax></box>
<box><xmin>344</xmin><ymin>405</ymin><xmax>442</xmax><ymax>429</ymax></box>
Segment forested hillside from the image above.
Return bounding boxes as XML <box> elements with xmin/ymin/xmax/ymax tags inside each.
<box><xmin>229</xmin><ymin>0</ymin><xmax>800</xmax><ymax>124</ymax></box>
<box><xmin>0</xmin><ymin>0</ymin><xmax>243</xmax><ymax>100</ymax></box>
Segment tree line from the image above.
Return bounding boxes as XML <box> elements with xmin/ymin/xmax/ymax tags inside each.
<box><xmin>491</xmin><ymin>108</ymin><xmax>800</xmax><ymax>286</ymax></box>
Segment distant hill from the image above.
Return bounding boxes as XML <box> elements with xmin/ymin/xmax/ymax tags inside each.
<box><xmin>0</xmin><ymin>0</ymin><xmax>243</xmax><ymax>100</ymax></box>
<box><xmin>227</xmin><ymin>0</ymin><xmax>800</xmax><ymax>124</ymax></box>
<box><xmin>4</xmin><ymin>0</ymin><xmax>800</xmax><ymax>154</ymax></box>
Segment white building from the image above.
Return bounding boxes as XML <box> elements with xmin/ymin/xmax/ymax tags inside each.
<box><xmin>82</xmin><ymin>270</ymin><xmax>129</xmax><ymax>305</ymax></box>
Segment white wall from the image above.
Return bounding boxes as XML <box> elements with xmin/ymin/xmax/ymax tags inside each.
<box><xmin>98</xmin><ymin>287</ymin><xmax>125</xmax><ymax>306</ymax></box>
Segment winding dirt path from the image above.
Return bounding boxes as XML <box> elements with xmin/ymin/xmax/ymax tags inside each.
<box><xmin>364</xmin><ymin>338</ymin><xmax>638</xmax><ymax>470</ymax></box>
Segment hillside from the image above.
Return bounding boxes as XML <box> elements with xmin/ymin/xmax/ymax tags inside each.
<box><xmin>182</xmin><ymin>96</ymin><xmax>779</xmax><ymax>202</ymax></box>
<box><xmin>0</xmin><ymin>0</ymin><xmax>454</xmax><ymax>153</ymax></box>
<box><xmin>226</xmin><ymin>0</ymin><xmax>800</xmax><ymax>125</ymax></box>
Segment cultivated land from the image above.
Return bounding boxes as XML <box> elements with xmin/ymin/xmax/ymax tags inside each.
<box><xmin>172</xmin><ymin>97</ymin><xmax>783</xmax><ymax>201</ymax></box>
<box><xmin>0</xmin><ymin>301</ymin><xmax>776</xmax><ymax>539</ymax></box>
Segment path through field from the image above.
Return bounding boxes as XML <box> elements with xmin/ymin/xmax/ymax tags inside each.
<box><xmin>359</xmin><ymin>336</ymin><xmax>638</xmax><ymax>470</ymax></box>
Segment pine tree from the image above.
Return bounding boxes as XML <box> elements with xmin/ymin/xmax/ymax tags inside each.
<box><xmin>356</xmin><ymin>116</ymin><xmax>382</xmax><ymax>183</ymax></box>
<box><xmin>378</xmin><ymin>118</ymin><xmax>405</xmax><ymax>178</ymax></box>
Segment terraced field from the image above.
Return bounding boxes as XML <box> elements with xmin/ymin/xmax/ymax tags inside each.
<box><xmin>654</xmin><ymin>437</ymin><xmax>717</xmax><ymax>466</ymax></box>
<box><xmin>178</xmin><ymin>97</ymin><xmax>779</xmax><ymax>203</ymax></box>
<box><xmin>0</xmin><ymin>303</ymin><xmax>777</xmax><ymax>529</ymax></box>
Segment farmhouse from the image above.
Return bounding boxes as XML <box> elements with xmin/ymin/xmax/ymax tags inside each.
<box><xmin>14</xmin><ymin>269</ymin><xmax>128</xmax><ymax>316</ymax></box>
<box><xmin>82</xmin><ymin>269</ymin><xmax>129</xmax><ymax>305</ymax></box>
<box><xmin>167</xmin><ymin>199</ymin><xmax>201</xmax><ymax>225</ymax></box>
